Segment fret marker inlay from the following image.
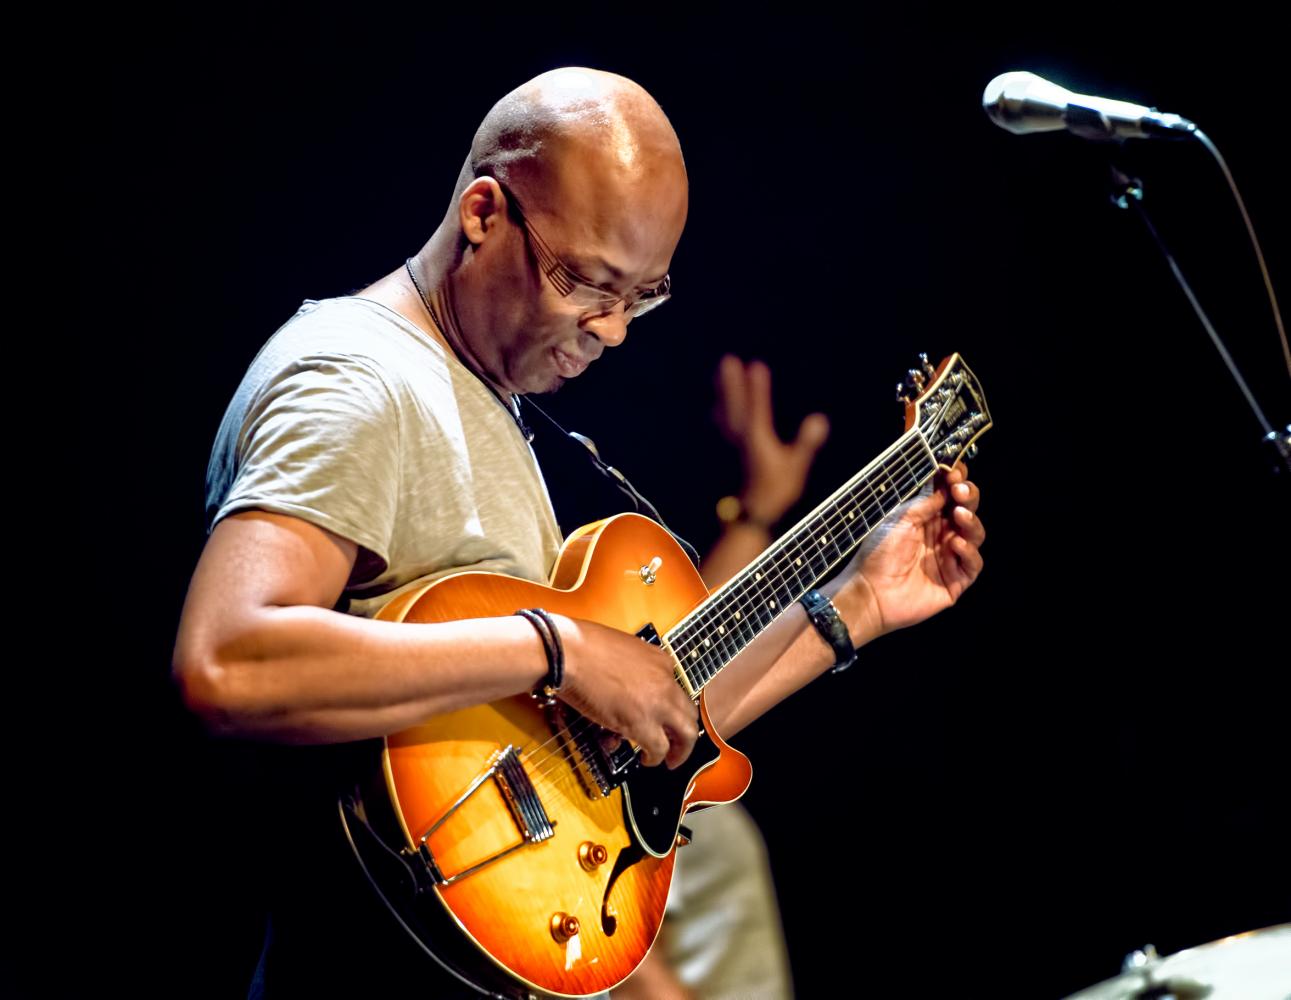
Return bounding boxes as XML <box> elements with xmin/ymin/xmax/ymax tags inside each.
<box><xmin>660</xmin><ymin>428</ymin><xmax>946</xmax><ymax>707</ymax></box>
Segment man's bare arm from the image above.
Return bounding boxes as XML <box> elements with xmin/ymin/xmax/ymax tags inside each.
<box><xmin>701</xmin><ymin>571</ymin><xmax>880</xmax><ymax>739</ymax></box>
<box><xmin>171</xmin><ymin>510</ymin><xmax>698</xmax><ymax>764</ymax></box>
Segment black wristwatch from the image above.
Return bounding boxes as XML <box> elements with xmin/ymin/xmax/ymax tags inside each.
<box><xmin>800</xmin><ymin>589</ymin><xmax>857</xmax><ymax>674</ymax></box>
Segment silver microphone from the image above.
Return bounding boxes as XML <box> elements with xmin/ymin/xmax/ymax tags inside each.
<box><xmin>982</xmin><ymin>71</ymin><xmax>1196</xmax><ymax>141</ymax></box>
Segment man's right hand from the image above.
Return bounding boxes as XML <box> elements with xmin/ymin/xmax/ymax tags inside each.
<box><xmin>552</xmin><ymin>615</ymin><xmax>700</xmax><ymax>770</ymax></box>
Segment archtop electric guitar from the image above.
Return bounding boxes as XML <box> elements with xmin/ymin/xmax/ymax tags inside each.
<box><xmin>338</xmin><ymin>353</ymin><xmax>991</xmax><ymax>998</ymax></box>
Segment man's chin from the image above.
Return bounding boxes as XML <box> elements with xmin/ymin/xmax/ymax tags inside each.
<box><xmin>504</xmin><ymin>365</ymin><xmax>565</xmax><ymax>397</ymax></box>
<box><xmin>529</xmin><ymin>374</ymin><xmax>567</xmax><ymax>396</ymax></box>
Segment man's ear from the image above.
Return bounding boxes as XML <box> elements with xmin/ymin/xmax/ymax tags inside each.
<box><xmin>459</xmin><ymin>176</ymin><xmax>506</xmax><ymax>246</ymax></box>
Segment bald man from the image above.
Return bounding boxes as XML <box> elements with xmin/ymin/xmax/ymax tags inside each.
<box><xmin>174</xmin><ymin>68</ymin><xmax>984</xmax><ymax>997</ymax></box>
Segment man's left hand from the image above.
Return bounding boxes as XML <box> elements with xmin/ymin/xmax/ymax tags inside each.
<box><xmin>847</xmin><ymin>463</ymin><xmax>985</xmax><ymax>636</ymax></box>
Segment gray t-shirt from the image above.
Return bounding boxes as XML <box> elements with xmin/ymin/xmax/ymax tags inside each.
<box><xmin>206</xmin><ymin>295</ymin><xmax>564</xmax><ymax>617</ymax></box>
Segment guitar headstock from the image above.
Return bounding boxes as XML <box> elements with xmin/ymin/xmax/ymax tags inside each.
<box><xmin>898</xmin><ymin>353</ymin><xmax>992</xmax><ymax>469</ymax></box>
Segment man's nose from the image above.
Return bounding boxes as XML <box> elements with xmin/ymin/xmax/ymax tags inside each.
<box><xmin>579</xmin><ymin>306</ymin><xmax>629</xmax><ymax>348</ymax></box>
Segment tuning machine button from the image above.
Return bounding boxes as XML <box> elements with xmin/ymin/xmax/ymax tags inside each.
<box><xmin>919</xmin><ymin>352</ymin><xmax>935</xmax><ymax>379</ymax></box>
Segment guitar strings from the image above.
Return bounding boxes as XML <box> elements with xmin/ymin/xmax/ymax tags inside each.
<box><xmin>512</xmin><ymin>441</ymin><xmax>938</xmax><ymax>792</ymax></box>
<box><xmin>516</xmin><ymin>438</ymin><xmax>934</xmax><ymax>787</ymax></box>
<box><xmin>516</xmin><ymin>479</ymin><xmax>945</xmax><ymax>804</ymax></box>
<box><xmin>666</xmin><ymin>384</ymin><xmax>972</xmax><ymax>692</ymax></box>
<box><xmin>646</xmin><ymin>433</ymin><xmax>933</xmax><ymax>691</ymax></box>
<box><xmin>673</xmin><ymin>437</ymin><xmax>936</xmax><ymax>689</ymax></box>
<box><xmin>518</xmin><ymin>514</ymin><xmax>927</xmax><ymax>795</ymax></box>
<box><xmin>516</xmin><ymin>439</ymin><xmax>935</xmax><ymax>787</ymax></box>
<box><xmin>516</xmin><ymin>395</ymin><xmax>977</xmax><ymax>800</ymax></box>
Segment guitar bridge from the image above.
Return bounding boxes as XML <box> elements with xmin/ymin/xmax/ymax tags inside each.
<box><xmin>406</xmin><ymin>744</ymin><xmax>554</xmax><ymax>887</ymax></box>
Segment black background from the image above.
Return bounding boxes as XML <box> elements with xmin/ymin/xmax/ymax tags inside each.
<box><xmin>89</xmin><ymin>9</ymin><xmax>1288</xmax><ymax>997</ymax></box>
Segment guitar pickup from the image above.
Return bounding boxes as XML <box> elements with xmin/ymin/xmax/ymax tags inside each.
<box><xmin>548</xmin><ymin>702</ymin><xmax>613</xmax><ymax>799</ymax></box>
<box><xmin>549</xmin><ymin>621</ymin><xmax>671</xmax><ymax>799</ymax></box>
<box><xmin>494</xmin><ymin>745</ymin><xmax>555</xmax><ymax>843</ymax></box>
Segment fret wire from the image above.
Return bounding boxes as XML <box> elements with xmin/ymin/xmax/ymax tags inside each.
<box><xmin>673</xmin><ymin>434</ymin><xmax>938</xmax><ymax>689</ymax></box>
<box><xmin>681</xmin><ymin>447</ymin><xmax>926</xmax><ymax>664</ymax></box>
<box><xmin>676</xmin><ymin>439</ymin><xmax>935</xmax><ymax>688</ymax></box>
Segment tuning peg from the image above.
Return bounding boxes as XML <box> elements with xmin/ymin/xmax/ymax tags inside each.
<box><xmin>896</xmin><ymin>382</ymin><xmax>912</xmax><ymax>404</ymax></box>
<box><xmin>965</xmin><ymin>443</ymin><xmax>978</xmax><ymax>460</ymax></box>
<box><xmin>918</xmin><ymin>353</ymin><xmax>935</xmax><ymax>379</ymax></box>
<box><xmin>905</xmin><ymin>369</ymin><xmax>926</xmax><ymax>394</ymax></box>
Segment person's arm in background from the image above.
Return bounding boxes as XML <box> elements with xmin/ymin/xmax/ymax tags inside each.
<box><xmin>697</xmin><ymin>355</ymin><xmax>829</xmax><ymax>589</ymax></box>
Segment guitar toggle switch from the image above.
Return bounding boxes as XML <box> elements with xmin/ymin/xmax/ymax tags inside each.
<box><xmin>639</xmin><ymin>556</ymin><xmax>662</xmax><ymax>585</ymax></box>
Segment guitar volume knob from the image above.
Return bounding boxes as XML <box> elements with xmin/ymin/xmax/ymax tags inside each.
<box><xmin>578</xmin><ymin>842</ymin><xmax>608</xmax><ymax>871</ymax></box>
<box><xmin>550</xmin><ymin>912</ymin><xmax>580</xmax><ymax>943</ymax></box>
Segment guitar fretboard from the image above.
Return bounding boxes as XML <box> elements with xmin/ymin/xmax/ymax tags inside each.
<box><xmin>667</xmin><ymin>428</ymin><xmax>937</xmax><ymax>692</ymax></box>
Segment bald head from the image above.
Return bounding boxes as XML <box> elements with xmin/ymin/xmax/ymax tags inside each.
<box><xmin>453</xmin><ymin>67</ymin><xmax>686</xmax><ymax>218</ymax></box>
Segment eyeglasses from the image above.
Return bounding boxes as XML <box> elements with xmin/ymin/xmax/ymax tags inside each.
<box><xmin>496</xmin><ymin>180</ymin><xmax>672</xmax><ymax>321</ymax></box>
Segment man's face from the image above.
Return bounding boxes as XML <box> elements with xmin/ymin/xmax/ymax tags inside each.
<box><xmin>463</xmin><ymin>151</ymin><xmax>688</xmax><ymax>396</ymax></box>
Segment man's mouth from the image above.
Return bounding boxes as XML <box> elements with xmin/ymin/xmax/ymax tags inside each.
<box><xmin>552</xmin><ymin>347</ymin><xmax>591</xmax><ymax>377</ymax></box>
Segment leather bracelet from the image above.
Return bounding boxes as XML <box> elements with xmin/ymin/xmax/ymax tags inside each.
<box><xmin>799</xmin><ymin>589</ymin><xmax>857</xmax><ymax>674</ymax></box>
<box><xmin>516</xmin><ymin>608</ymin><xmax>564</xmax><ymax>702</ymax></box>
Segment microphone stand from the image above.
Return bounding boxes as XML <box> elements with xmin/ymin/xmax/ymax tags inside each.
<box><xmin>1106</xmin><ymin>162</ymin><xmax>1291</xmax><ymax>476</ymax></box>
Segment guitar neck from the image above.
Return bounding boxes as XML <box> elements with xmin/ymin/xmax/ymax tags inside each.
<box><xmin>668</xmin><ymin>426</ymin><xmax>938</xmax><ymax>695</ymax></box>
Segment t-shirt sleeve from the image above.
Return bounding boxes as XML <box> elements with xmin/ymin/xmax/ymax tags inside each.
<box><xmin>207</xmin><ymin>353</ymin><xmax>402</xmax><ymax>568</ymax></box>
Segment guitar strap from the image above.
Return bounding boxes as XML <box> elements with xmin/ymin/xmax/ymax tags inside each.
<box><xmin>519</xmin><ymin>395</ymin><xmax>702</xmax><ymax>569</ymax></box>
